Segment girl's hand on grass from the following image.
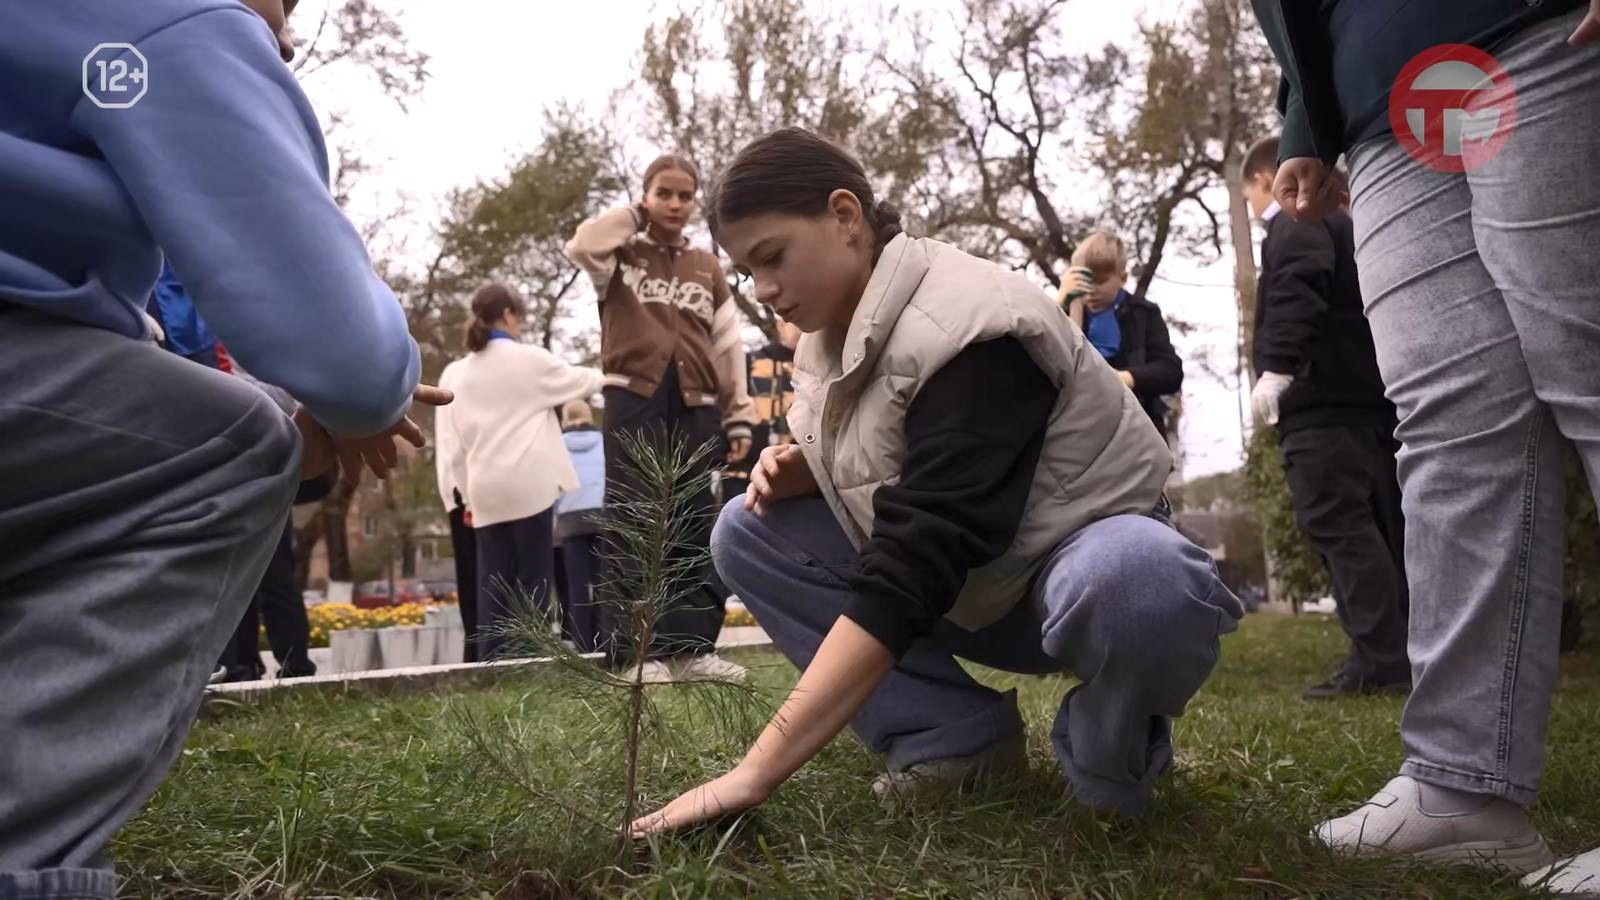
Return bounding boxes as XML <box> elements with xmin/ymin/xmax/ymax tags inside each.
<box><xmin>629</xmin><ymin>765</ymin><xmax>773</xmax><ymax>837</ymax></box>
<box><xmin>632</xmin><ymin>618</ymin><xmax>895</xmax><ymax>839</ymax></box>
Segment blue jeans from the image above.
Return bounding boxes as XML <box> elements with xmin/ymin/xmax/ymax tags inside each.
<box><xmin>711</xmin><ymin>497</ymin><xmax>1242</xmax><ymax>815</ymax></box>
<box><xmin>0</xmin><ymin>310</ymin><xmax>300</xmax><ymax>898</ymax></box>
<box><xmin>1346</xmin><ymin>7</ymin><xmax>1600</xmax><ymax>807</ymax></box>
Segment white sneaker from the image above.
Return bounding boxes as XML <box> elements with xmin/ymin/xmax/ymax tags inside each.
<box><xmin>870</xmin><ymin>733</ymin><xmax>1029</xmax><ymax>809</ymax></box>
<box><xmin>1312</xmin><ymin>775</ymin><xmax>1555</xmax><ymax>873</ymax></box>
<box><xmin>672</xmin><ymin>652</ymin><xmax>749</xmax><ymax>684</ymax></box>
<box><xmin>618</xmin><ymin>660</ymin><xmax>675</xmax><ymax>685</ymax></box>
<box><xmin>1524</xmin><ymin>846</ymin><xmax>1600</xmax><ymax>896</ymax></box>
<box><xmin>207</xmin><ymin>665</ymin><xmax>228</xmax><ymax>685</ymax></box>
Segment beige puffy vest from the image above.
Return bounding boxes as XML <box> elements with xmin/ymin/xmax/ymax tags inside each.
<box><xmin>789</xmin><ymin>235</ymin><xmax>1172</xmax><ymax>630</ymax></box>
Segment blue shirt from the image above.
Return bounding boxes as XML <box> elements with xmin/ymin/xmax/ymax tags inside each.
<box><xmin>148</xmin><ymin>261</ymin><xmax>216</xmax><ymax>360</ymax></box>
<box><xmin>1084</xmin><ymin>290</ymin><xmax>1128</xmax><ymax>361</ymax></box>
<box><xmin>0</xmin><ymin>2</ymin><xmax>419</xmax><ymax>436</ymax></box>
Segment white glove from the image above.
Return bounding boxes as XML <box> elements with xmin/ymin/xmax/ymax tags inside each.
<box><xmin>1251</xmin><ymin>372</ymin><xmax>1295</xmax><ymax>426</ymax></box>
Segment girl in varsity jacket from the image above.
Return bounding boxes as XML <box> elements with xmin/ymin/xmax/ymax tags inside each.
<box><xmin>563</xmin><ymin>155</ymin><xmax>756</xmax><ymax>681</ymax></box>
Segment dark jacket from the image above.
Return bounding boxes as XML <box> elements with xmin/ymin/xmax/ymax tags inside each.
<box><xmin>1251</xmin><ymin>0</ymin><xmax>1584</xmax><ymax>162</ymax></box>
<box><xmin>843</xmin><ymin>337</ymin><xmax>1056</xmax><ymax>658</ymax></box>
<box><xmin>1069</xmin><ymin>292</ymin><xmax>1183</xmax><ymax>439</ymax></box>
<box><xmin>1252</xmin><ymin>208</ymin><xmax>1394</xmax><ymax>436</ymax></box>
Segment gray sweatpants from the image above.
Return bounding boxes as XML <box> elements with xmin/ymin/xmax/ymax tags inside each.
<box><xmin>0</xmin><ymin>308</ymin><xmax>300</xmax><ymax>899</ymax></box>
<box><xmin>711</xmin><ymin>496</ymin><xmax>1242</xmax><ymax>815</ymax></box>
<box><xmin>1346</xmin><ymin>7</ymin><xmax>1600</xmax><ymax>807</ymax></box>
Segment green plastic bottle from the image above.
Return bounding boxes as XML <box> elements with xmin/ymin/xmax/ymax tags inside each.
<box><xmin>1062</xmin><ymin>266</ymin><xmax>1095</xmax><ymax>306</ymax></box>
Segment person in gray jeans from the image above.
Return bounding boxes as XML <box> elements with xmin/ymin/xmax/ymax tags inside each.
<box><xmin>1254</xmin><ymin>0</ymin><xmax>1600</xmax><ymax>884</ymax></box>
<box><xmin>0</xmin><ymin>2</ymin><xmax>447</xmax><ymax>897</ymax></box>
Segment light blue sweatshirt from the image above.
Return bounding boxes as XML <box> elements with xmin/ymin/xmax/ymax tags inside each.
<box><xmin>556</xmin><ymin>427</ymin><xmax>606</xmax><ymax>517</ymax></box>
<box><xmin>0</xmin><ymin>1</ymin><xmax>419</xmax><ymax>436</ymax></box>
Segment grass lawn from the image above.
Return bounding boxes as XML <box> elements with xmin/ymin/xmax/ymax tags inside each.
<box><xmin>118</xmin><ymin>613</ymin><xmax>1600</xmax><ymax>898</ymax></box>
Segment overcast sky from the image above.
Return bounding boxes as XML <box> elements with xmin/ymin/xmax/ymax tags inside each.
<box><xmin>298</xmin><ymin>0</ymin><xmax>1254</xmax><ymax>480</ymax></box>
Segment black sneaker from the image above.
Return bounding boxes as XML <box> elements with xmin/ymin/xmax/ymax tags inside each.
<box><xmin>1302</xmin><ymin>670</ymin><xmax>1411</xmax><ymax>700</ymax></box>
<box><xmin>219</xmin><ymin>663</ymin><xmax>265</xmax><ymax>684</ymax></box>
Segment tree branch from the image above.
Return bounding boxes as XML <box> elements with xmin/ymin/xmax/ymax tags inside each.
<box><xmin>291</xmin><ymin>2</ymin><xmax>334</xmax><ymax>74</ymax></box>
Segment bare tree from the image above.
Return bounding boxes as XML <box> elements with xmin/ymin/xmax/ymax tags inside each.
<box><xmin>408</xmin><ymin>107</ymin><xmax>622</xmax><ymax>358</ymax></box>
<box><xmin>286</xmin><ymin>0</ymin><xmax>429</xmax><ymax>583</ymax></box>
<box><xmin>291</xmin><ymin>0</ymin><xmax>430</xmax><ymax>108</ymax></box>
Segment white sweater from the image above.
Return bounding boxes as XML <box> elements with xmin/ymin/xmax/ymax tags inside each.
<box><xmin>434</xmin><ymin>340</ymin><xmax>605</xmax><ymax>527</ymax></box>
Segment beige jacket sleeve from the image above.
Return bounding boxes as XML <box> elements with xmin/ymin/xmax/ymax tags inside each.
<box><xmin>563</xmin><ymin>206</ymin><xmax>642</xmax><ymax>293</ymax></box>
<box><xmin>710</xmin><ymin>278</ymin><xmax>757</xmax><ymax>438</ymax></box>
<box><xmin>519</xmin><ymin>344</ymin><xmax>605</xmax><ymax>407</ymax></box>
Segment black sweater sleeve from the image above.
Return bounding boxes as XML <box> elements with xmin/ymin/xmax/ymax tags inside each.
<box><xmin>841</xmin><ymin>337</ymin><xmax>1056</xmax><ymax>658</ymax></box>
<box><xmin>1126</xmin><ymin>302</ymin><xmax>1183</xmax><ymax>395</ymax></box>
<box><xmin>1254</xmin><ymin>216</ymin><xmax>1335</xmax><ymax>376</ymax></box>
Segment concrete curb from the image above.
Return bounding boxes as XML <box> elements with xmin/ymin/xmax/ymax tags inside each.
<box><xmin>200</xmin><ymin>627</ymin><xmax>774</xmax><ymax>714</ymax></box>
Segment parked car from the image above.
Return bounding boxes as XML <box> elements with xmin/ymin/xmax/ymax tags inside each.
<box><xmin>352</xmin><ymin>578</ymin><xmax>429</xmax><ymax>609</ymax></box>
<box><xmin>420</xmin><ymin>579</ymin><xmax>458</xmax><ymax>604</ymax></box>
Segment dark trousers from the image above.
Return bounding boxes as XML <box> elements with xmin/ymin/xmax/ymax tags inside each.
<box><xmin>600</xmin><ymin>366</ymin><xmax>726</xmax><ymax>661</ymax></box>
<box><xmin>553</xmin><ymin>544</ymin><xmax>568</xmax><ymax>640</ymax></box>
<box><xmin>560</xmin><ymin>533</ymin><xmax>604</xmax><ymax>653</ymax></box>
<box><xmin>221</xmin><ymin>521</ymin><xmax>316</xmax><ymax>680</ymax></box>
<box><xmin>474</xmin><ymin>507</ymin><xmax>555</xmax><ymax>660</ymax></box>
<box><xmin>1280</xmin><ymin>425</ymin><xmax>1411</xmax><ymax>683</ymax></box>
<box><xmin>448</xmin><ymin>504</ymin><xmax>479</xmax><ymax>662</ymax></box>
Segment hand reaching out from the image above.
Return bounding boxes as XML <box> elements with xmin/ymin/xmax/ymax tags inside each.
<box><xmin>331</xmin><ymin>383</ymin><xmax>454</xmax><ymax>485</ymax></box>
<box><xmin>293</xmin><ymin>383</ymin><xmax>455</xmax><ymax>486</ymax></box>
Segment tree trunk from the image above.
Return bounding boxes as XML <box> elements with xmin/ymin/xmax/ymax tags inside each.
<box><xmin>293</xmin><ymin>513</ymin><xmax>325</xmax><ymax>588</ymax></box>
<box><xmin>1165</xmin><ymin>393</ymin><xmax>1185</xmax><ymax>482</ymax></box>
<box><xmin>383</xmin><ymin>476</ymin><xmax>397</xmax><ymax>597</ymax></box>
<box><xmin>1223</xmin><ymin>146</ymin><xmax>1258</xmax><ymax>384</ymax></box>
<box><xmin>400</xmin><ymin>535</ymin><xmax>417</xmax><ymax>578</ymax></box>
<box><xmin>322</xmin><ymin>480</ymin><xmax>358</xmax><ymax>583</ymax></box>
<box><xmin>296</xmin><ymin>477</ymin><xmax>358</xmax><ymax>586</ymax></box>
<box><xmin>1133</xmin><ymin>195</ymin><xmax>1177</xmax><ymax>300</ymax></box>
<box><xmin>1221</xmin><ymin>123</ymin><xmax>1284</xmax><ymax>609</ymax></box>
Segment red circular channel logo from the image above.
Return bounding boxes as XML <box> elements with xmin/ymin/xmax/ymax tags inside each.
<box><xmin>1388</xmin><ymin>44</ymin><xmax>1518</xmax><ymax>173</ymax></box>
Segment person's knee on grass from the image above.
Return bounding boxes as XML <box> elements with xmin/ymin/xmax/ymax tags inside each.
<box><xmin>1034</xmin><ymin>515</ymin><xmax>1241</xmax><ymax>814</ymax></box>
